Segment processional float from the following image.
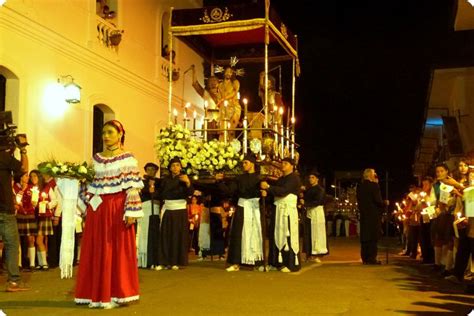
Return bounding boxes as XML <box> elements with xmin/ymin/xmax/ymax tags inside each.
<box><xmin>161</xmin><ymin>1</ymin><xmax>300</xmax><ymax>178</ymax></box>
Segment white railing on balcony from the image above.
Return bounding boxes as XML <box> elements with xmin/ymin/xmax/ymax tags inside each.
<box><xmin>96</xmin><ymin>15</ymin><xmax>123</xmax><ymax>48</ymax></box>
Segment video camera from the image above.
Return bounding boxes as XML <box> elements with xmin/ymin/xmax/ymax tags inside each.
<box><xmin>0</xmin><ymin>111</ymin><xmax>28</xmax><ymax>151</ymax></box>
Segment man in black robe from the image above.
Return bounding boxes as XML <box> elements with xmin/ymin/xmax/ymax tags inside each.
<box><xmin>261</xmin><ymin>157</ymin><xmax>301</xmax><ymax>272</ymax></box>
<box><xmin>156</xmin><ymin>157</ymin><xmax>193</xmax><ymax>270</ymax></box>
<box><xmin>356</xmin><ymin>168</ymin><xmax>386</xmax><ymax>265</ymax></box>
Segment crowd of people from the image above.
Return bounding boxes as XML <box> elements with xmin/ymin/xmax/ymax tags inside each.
<box><xmin>0</xmin><ymin>120</ymin><xmax>330</xmax><ymax>309</ymax></box>
<box><xmin>4</xmin><ymin>119</ymin><xmax>472</xmax><ymax>309</ymax></box>
<box><xmin>394</xmin><ymin>159</ymin><xmax>474</xmax><ymax>288</ymax></box>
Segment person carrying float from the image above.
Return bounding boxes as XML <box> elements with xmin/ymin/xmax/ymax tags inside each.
<box><xmin>261</xmin><ymin>157</ymin><xmax>301</xmax><ymax>272</ymax></box>
<box><xmin>155</xmin><ymin>157</ymin><xmax>193</xmax><ymax>271</ymax></box>
<box><xmin>216</xmin><ymin>154</ymin><xmax>264</xmax><ymax>272</ymax></box>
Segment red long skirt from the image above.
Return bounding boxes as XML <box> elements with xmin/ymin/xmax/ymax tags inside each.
<box><xmin>74</xmin><ymin>192</ymin><xmax>139</xmax><ymax>306</ymax></box>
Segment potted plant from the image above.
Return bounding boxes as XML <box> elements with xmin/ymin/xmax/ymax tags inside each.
<box><xmin>109</xmin><ymin>30</ymin><xmax>124</xmax><ymax>46</ymax></box>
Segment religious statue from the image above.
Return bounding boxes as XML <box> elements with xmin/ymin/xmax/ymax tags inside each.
<box><xmin>191</xmin><ymin>65</ymin><xmax>220</xmax><ymax>140</ymax></box>
<box><xmin>258</xmin><ymin>71</ymin><xmax>284</xmax><ymax>126</ymax></box>
<box><xmin>215</xmin><ymin>57</ymin><xmax>244</xmax><ymax>139</ymax></box>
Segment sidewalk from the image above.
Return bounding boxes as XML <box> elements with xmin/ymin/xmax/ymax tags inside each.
<box><xmin>0</xmin><ymin>237</ymin><xmax>473</xmax><ymax>315</ymax></box>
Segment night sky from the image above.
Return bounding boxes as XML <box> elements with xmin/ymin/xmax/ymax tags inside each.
<box><xmin>203</xmin><ymin>0</ymin><xmax>458</xmax><ymax>199</ymax></box>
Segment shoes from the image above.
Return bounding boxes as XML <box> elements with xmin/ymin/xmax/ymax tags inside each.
<box><xmin>218</xmin><ymin>256</ymin><xmax>225</xmax><ymax>261</ymax></box>
<box><xmin>154</xmin><ymin>265</ymin><xmax>165</xmax><ymax>271</ymax></box>
<box><xmin>103</xmin><ymin>302</ymin><xmax>120</xmax><ymax>309</ymax></box>
<box><xmin>364</xmin><ymin>260</ymin><xmax>382</xmax><ymax>265</ymax></box>
<box><xmin>440</xmin><ymin>269</ymin><xmax>453</xmax><ymax>277</ymax></box>
<box><xmin>314</xmin><ymin>257</ymin><xmax>322</xmax><ymax>264</ymax></box>
<box><xmin>445</xmin><ymin>275</ymin><xmax>462</xmax><ymax>284</ymax></box>
<box><xmin>36</xmin><ymin>265</ymin><xmax>49</xmax><ymax>271</ymax></box>
<box><xmin>256</xmin><ymin>266</ymin><xmax>266</xmax><ymax>272</ymax></box>
<box><xmin>266</xmin><ymin>265</ymin><xmax>277</xmax><ymax>271</ymax></box>
<box><xmin>226</xmin><ymin>265</ymin><xmax>240</xmax><ymax>272</ymax></box>
<box><xmin>280</xmin><ymin>266</ymin><xmax>291</xmax><ymax>273</ymax></box>
<box><xmin>171</xmin><ymin>265</ymin><xmax>179</xmax><ymax>270</ymax></box>
<box><xmin>6</xmin><ymin>281</ymin><xmax>30</xmax><ymax>292</ymax></box>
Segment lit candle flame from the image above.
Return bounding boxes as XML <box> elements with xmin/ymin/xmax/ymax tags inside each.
<box><xmin>279</xmin><ymin>107</ymin><xmax>284</xmax><ymax>115</ymax></box>
<box><xmin>224</xmin><ymin>100</ymin><xmax>228</xmax><ymax>107</ymax></box>
<box><xmin>204</xmin><ymin>100</ymin><xmax>208</xmax><ymax>108</ymax></box>
<box><xmin>243</xmin><ymin>98</ymin><xmax>248</xmax><ymax>105</ymax></box>
<box><xmin>457</xmin><ymin>212</ymin><xmax>462</xmax><ymax>219</ymax></box>
<box><xmin>173</xmin><ymin>108</ymin><xmax>178</xmax><ymax>116</ymax></box>
<box><xmin>185</xmin><ymin>102</ymin><xmax>191</xmax><ymax>108</ymax></box>
<box><xmin>193</xmin><ymin>111</ymin><xmax>197</xmax><ymax>119</ymax></box>
<box><xmin>291</xmin><ymin>117</ymin><xmax>295</xmax><ymax>124</ymax></box>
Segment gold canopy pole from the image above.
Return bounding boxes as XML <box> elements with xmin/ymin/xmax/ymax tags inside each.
<box><xmin>264</xmin><ymin>0</ymin><xmax>270</xmax><ymax>129</ymax></box>
<box><xmin>292</xmin><ymin>35</ymin><xmax>297</xmax><ymax>125</ymax></box>
<box><xmin>291</xmin><ymin>35</ymin><xmax>297</xmax><ymax>159</ymax></box>
<box><xmin>168</xmin><ymin>7</ymin><xmax>174</xmax><ymax>125</ymax></box>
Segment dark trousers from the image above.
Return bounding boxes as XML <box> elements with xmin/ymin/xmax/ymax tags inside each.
<box><xmin>361</xmin><ymin>240</ymin><xmax>378</xmax><ymax>263</ymax></box>
<box><xmin>407</xmin><ymin>225</ymin><xmax>420</xmax><ymax>259</ymax></box>
<box><xmin>453</xmin><ymin>232</ymin><xmax>474</xmax><ymax>281</ymax></box>
<box><xmin>420</xmin><ymin>222</ymin><xmax>434</xmax><ymax>263</ymax></box>
<box><xmin>0</xmin><ymin>213</ymin><xmax>21</xmax><ymax>282</ymax></box>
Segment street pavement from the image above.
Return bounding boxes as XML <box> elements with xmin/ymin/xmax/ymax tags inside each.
<box><xmin>0</xmin><ymin>237</ymin><xmax>473</xmax><ymax>316</ymax></box>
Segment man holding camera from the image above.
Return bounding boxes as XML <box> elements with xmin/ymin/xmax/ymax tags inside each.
<box><xmin>0</xmin><ymin>134</ymin><xmax>29</xmax><ymax>291</ymax></box>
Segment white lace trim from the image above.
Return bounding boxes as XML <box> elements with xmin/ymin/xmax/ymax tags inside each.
<box><xmin>75</xmin><ymin>295</ymin><xmax>140</xmax><ymax>306</ymax></box>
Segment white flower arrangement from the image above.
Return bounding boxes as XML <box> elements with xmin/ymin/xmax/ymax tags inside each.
<box><xmin>155</xmin><ymin>124</ymin><xmax>243</xmax><ymax>175</ymax></box>
<box><xmin>37</xmin><ymin>160</ymin><xmax>95</xmax><ymax>182</ymax></box>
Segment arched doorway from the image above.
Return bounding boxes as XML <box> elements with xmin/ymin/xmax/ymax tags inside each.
<box><xmin>0</xmin><ymin>66</ymin><xmax>20</xmax><ymax>126</ymax></box>
<box><xmin>93</xmin><ymin>104</ymin><xmax>115</xmax><ymax>154</ymax></box>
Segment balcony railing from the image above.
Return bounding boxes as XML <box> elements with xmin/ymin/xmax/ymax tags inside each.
<box><xmin>96</xmin><ymin>16</ymin><xmax>123</xmax><ymax>48</ymax></box>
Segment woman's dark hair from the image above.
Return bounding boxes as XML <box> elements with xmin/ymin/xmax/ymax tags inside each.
<box><xmin>434</xmin><ymin>162</ymin><xmax>449</xmax><ymax>171</ymax></box>
<box><xmin>103</xmin><ymin>120</ymin><xmax>125</xmax><ymax>145</ymax></box>
<box><xmin>29</xmin><ymin>169</ymin><xmax>44</xmax><ymax>189</ymax></box>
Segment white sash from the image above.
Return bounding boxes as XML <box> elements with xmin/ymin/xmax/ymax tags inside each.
<box><xmin>238</xmin><ymin>198</ymin><xmax>263</xmax><ymax>265</ymax></box>
<box><xmin>306</xmin><ymin>205</ymin><xmax>328</xmax><ymax>255</ymax></box>
<box><xmin>161</xmin><ymin>199</ymin><xmax>187</xmax><ymax>218</ymax></box>
<box><xmin>274</xmin><ymin>194</ymin><xmax>299</xmax><ymax>266</ymax></box>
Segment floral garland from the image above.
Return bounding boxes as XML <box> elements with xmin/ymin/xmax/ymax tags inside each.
<box><xmin>37</xmin><ymin>160</ymin><xmax>95</xmax><ymax>182</ymax></box>
<box><xmin>155</xmin><ymin>124</ymin><xmax>242</xmax><ymax>175</ymax></box>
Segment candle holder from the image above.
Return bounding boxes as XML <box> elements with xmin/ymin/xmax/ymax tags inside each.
<box><xmin>243</xmin><ymin>117</ymin><xmax>248</xmax><ymax>154</ymax></box>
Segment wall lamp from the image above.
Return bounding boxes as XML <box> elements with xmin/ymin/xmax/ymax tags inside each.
<box><xmin>58</xmin><ymin>75</ymin><xmax>81</xmax><ymax>103</ymax></box>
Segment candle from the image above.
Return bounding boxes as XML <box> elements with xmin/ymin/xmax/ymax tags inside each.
<box><xmin>287</xmin><ymin>106</ymin><xmax>290</xmax><ymax>128</ymax></box>
<box><xmin>16</xmin><ymin>193</ymin><xmax>23</xmax><ymax>204</ymax></box>
<box><xmin>39</xmin><ymin>201</ymin><xmax>47</xmax><ymax>214</ymax></box>
<box><xmin>204</xmin><ymin>100</ymin><xmax>208</xmax><ymax>119</ymax></box>
<box><xmin>243</xmin><ymin>118</ymin><xmax>248</xmax><ymax>154</ymax></box>
<box><xmin>224</xmin><ymin>118</ymin><xmax>228</xmax><ymax>144</ymax></box>
<box><xmin>280</xmin><ymin>123</ymin><xmax>284</xmax><ymax>158</ymax></box>
<box><xmin>173</xmin><ymin>108</ymin><xmax>178</xmax><ymax>125</ymax></box>
<box><xmin>243</xmin><ymin>98</ymin><xmax>248</xmax><ymax>118</ymax></box>
<box><xmin>193</xmin><ymin>111</ymin><xmax>197</xmax><ymax>130</ymax></box>
<box><xmin>31</xmin><ymin>186</ymin><xmax>39</xmax><ymax>204</ymax></box>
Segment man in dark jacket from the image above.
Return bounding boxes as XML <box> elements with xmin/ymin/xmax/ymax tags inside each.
<box><xmin>356</xmin><ymin>168</ymin><xmax>386</xmax><ymax>265</ymax></box>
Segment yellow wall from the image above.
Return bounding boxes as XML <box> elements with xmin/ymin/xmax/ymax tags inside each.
<box><xmin>0</xmin><ymin>0</ymin><xmax>204</xmax><ymax>170</ymax></box>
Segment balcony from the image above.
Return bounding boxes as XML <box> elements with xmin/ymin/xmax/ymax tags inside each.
<box><xmin>96</xmin><ymin>15</ymin><xmax>123</xmax><ymax>49</ymax></box>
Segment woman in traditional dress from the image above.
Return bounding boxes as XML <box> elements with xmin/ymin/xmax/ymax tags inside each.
<box><xmin>155</xmin><ymin>157</ymin><xmax>193</xmax><ymax>270</ymax></box>
<box><xmin>13</xmin><ymin>172</ymin><xmax>38</xmax><ymax>270</ymax></box>
<box><xmin>217</xmin><ymin>154</ymin><xmax>263</xmax><ymax>272</ymax></box>
<box><xmin>302</xmin><ymin>170</ymin><xmax>328</xmax><ymax>263</ymax></box>
<box><xmin>75</xmin><ymin>120</ymin><xmax>144</xmax><ymax>309</ymax></box>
